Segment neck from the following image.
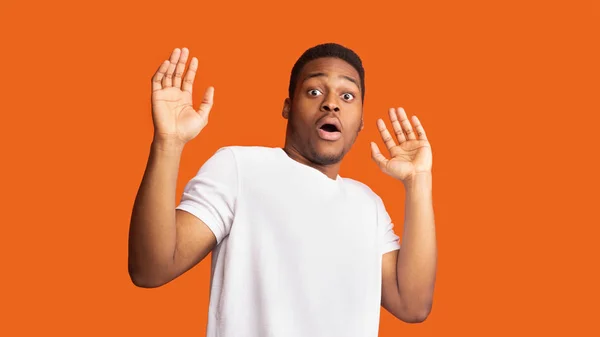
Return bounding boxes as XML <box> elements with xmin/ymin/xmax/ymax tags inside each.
<box><xmin>281</xmin><ymin>144</ymin><xmax>341</xmax><ymax>180</ymax></box>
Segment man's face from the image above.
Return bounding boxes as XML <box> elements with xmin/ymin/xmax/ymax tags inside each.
<box><xmin>283</xmin><ymin>57</ymin><xmax>364</xmax><ymax>166</ymax></box>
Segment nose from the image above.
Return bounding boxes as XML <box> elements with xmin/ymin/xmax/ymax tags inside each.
<box><xmin>321</xmin><ymin>101</ymin><xmax>340</xmax><ymax>113</ymax></box>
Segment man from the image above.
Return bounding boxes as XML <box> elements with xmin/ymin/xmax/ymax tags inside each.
<box><xmin>128</xmin><ymin>43</ymin><xmax>437</xmax><ymax>337</ymax></box>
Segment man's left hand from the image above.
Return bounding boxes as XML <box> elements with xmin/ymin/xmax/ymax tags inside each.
<box><xmin>371</xmin><ymin>107</ymin><xmax>433</xmax><ymax>184</ymax></box>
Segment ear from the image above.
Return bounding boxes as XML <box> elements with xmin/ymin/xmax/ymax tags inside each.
<box><xmin>282</xmin><ymin>98</ymin><xmax>291</xmax><ymax>119</ymax></box>
<box><xmin>359</xmin><ymin>118</ymin><xmax>364</xmax><ymax>132</ymax></box>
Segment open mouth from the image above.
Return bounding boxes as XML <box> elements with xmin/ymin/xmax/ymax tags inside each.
<box><xmin>320</xmin><ymin>124</ymin><xmax>340</xmax><ymax>133</ymax></box>
<box><xmin>317</xmin><ymin>123</ymin><xmax>342</xmax><ymax>141</ymax></box>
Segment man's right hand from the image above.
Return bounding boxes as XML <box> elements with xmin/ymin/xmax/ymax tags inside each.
<box><xmin>128</xmin><ymin>48</ymin><xmax>217</xmax><ymax>288</ymax></box>
<box><xmin>151</xmin><ymin>47</ymin><xmax>214</xmax><ymax>147</ymax></box>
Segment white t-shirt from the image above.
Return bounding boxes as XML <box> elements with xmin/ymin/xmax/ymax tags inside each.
<box><xmin>176</xmin><ymin>146</ymin><xmax>401</xmax><ymax>337</ymax></box>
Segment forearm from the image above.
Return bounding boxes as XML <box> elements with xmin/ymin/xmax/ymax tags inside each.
<box><xmin>128</xmin><ymin>138</ymin><xmax>184</xmax><ymax>286</ymax></box>
<box><xmin>397</xmin><ymin>172</ymin><xmax>437</xmax><ymax>314</ymax></box>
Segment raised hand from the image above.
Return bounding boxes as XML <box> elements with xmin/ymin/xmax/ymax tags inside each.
<box><xmin>151</xmin><ymin>47</ymin><xmax>214</xmax><ymax>146</ymax></box>
<box><xmin>371</xmin><ymin>107</ymin><xmax>433</xmax><ymax>184</ymax></box>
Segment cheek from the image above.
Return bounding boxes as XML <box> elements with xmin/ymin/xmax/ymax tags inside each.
<box><xmin>291</xmin><ymin>101</ymin><xmax>318</xmax><ymax>124</ymax></box>
<box><xmin>295</xmin><ymin>97</ymin><xmax>319</xmax><ymax>112</ymax></box>
<box><xmin>343</xmin><ymin>111</ymin><xmax>363</xmax><ymax>130</ymax></box>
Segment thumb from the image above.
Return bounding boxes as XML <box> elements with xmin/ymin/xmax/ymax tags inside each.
<box><xmin>197</xmin><ymin>86</ymin><xmax>215</xmax><ymax>118</ymax></box>
<box><xmin>370</xmin><ymin>142</ymin><xmax>388</xmax><ymax>172</ymax></box>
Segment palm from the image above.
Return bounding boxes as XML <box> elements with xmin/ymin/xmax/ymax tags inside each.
<box><xmin>371</xmin><ymin>107</ymin><xmax>433</xmax><ymax>182</ymax></box>
<box><xmin>152</xmin><ymin>88</ymin><xmax>204</xmax><ymax>142</ymax></box>
<box><xmin>386</xmin><ymin>140</ymin><xmax>432</xmax><ymax>178</ymax></box>
<box><xmin>150</xmin><ymin>47</ymin><xmax>214</xmax><ymax>145</ymax></box>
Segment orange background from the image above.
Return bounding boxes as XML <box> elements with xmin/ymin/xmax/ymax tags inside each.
<box><xmin>1</xmin><ymin>0</ymin><xmax>599</xmax><ymax>336</ymax></box>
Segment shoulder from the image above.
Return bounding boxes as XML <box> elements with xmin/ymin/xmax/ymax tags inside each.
<box><xmin>342</xmin><ymin>177</ymin><xmax>384</xmax><ymax>204</ymax></box>
<box><xmin>217</xmin><ymin>145</ymin><xmax>281</xmax><ymax>167</ymax></box>
<box><xmin>214</xmin><ymin>145</ymin><xmax>280</xmax><ymax>160</ymax></box>
<box><xmin>204</xmin><ymin>145</ymin><xmax>283</xmax><ymax>173</ymax></box>
<box><xmin>342</xmin><ymin>177</ymin><xmax>392</xmax><ymax>224</ymax></box>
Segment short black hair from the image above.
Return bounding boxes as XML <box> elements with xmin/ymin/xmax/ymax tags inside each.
<box><xmin>288</xmin><ymin>43</ymin><xmax>365</xmax><ymax>102</ymax></box>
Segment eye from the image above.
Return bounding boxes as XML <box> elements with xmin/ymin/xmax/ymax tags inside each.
<box><xmin>308</xmin><ymin>89</ymin><xmax>322</xmax><ymax>96</ymax></box>
<box><xmin>341</xmin><ymin>93</ymin><xmax>355</xmax><ymax>101</ymax></box>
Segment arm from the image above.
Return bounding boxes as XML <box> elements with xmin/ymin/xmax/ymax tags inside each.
<box><xmin>128</xmin><ymin>47</ymin><xmax>217</xmax><ymax>288</ymax></box>
<box><xmin>381</xmin><ymin>173</ymin><xmax>436</xmax><ymax>323</ymax></box>
<box><xmin>371</xmin><ymin>107</ymin><xmax>437</xmax><ymax>323</ymax></box>
<box><xmin>128</xmin><ymin>140</ymin><xmax>217</xmax><ymax>288</ymax></box>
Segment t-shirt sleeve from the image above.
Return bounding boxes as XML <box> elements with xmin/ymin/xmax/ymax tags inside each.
<box><xmin>376</xmin><ymin>195</ymin><xmax>401</xmax><ymax>254</ymax></box>
<box><xmin>175</xmin><ymin>147</ymin><xmax>238</xmax><ymax>245</ymax></box>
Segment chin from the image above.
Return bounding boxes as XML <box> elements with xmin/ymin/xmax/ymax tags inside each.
<box><xmin>309</xmin><ymin>143</ymin><xmax>346</xmax><ymax>166</ymax></box>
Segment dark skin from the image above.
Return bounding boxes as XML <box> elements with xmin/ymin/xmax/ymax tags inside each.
<box><xmin>130</xmin><ymin>47</ymin><xmax>435</xmax><ymax>323</ymax></box>
<box><xmin>281</xmin><ymin>57</ymin><xmax>435</xmax><ymax>322</ymax></box>
<box><xmin>281</xmin><ymin>57</ymin><xmax>364</xmax><ymax>180</ymax></box>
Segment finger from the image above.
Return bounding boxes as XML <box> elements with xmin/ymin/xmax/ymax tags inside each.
<box><xmin>173</xmin><ymin>47</ymin><xmax>189</xmax><ymax>89</ymax></box>
<box><xmin>377</xmin><ymin>119</ymin><xmax>397</xmax><ymax>151</ymax></box>
<box><xmin>197</xmin><ymin>86</ymin><xmax>215</xmax><ymax>119</ymax></box>
<box><xmin>152</xmin><ymin>60</ymin><xmax>170</xmax><ymax>92</ymax></box>
<box><xmin>162</xmin><ymin>48</ymin><xmax>181</xmax><ymax>88</ymax></box>
<box><xmin>370</xmin><ymin>142</ymin><xmax>389</xmax><ymax>172</ymax></box>
<box><xmin>411</xmin><ymin>115</ymin><xmax>428</xmax><ymax>140</ymax></box>
<box><xmin>389</xmin><ymin>108</ymin><xmax>407</xmax><ymax>144</ymax></box>
<box><xmin>397</xmin><ymin>107</ymin><xmax>417</xmax><ymax>140</ymax></box>
<box><xmin>182</xmin><ymin>57</ymin><xmax>198</xmax><ymax>94</ymax></box>
<box><xmin>163</xmin><ymin>62</ymin><xmax>176</xmax><ymax>88</ymax></box>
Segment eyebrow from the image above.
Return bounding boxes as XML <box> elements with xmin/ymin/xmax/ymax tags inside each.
<box><xmin>302</xmin><ymin>72</ymin><xmax>361</xmax><ymax>90</ymax></box>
